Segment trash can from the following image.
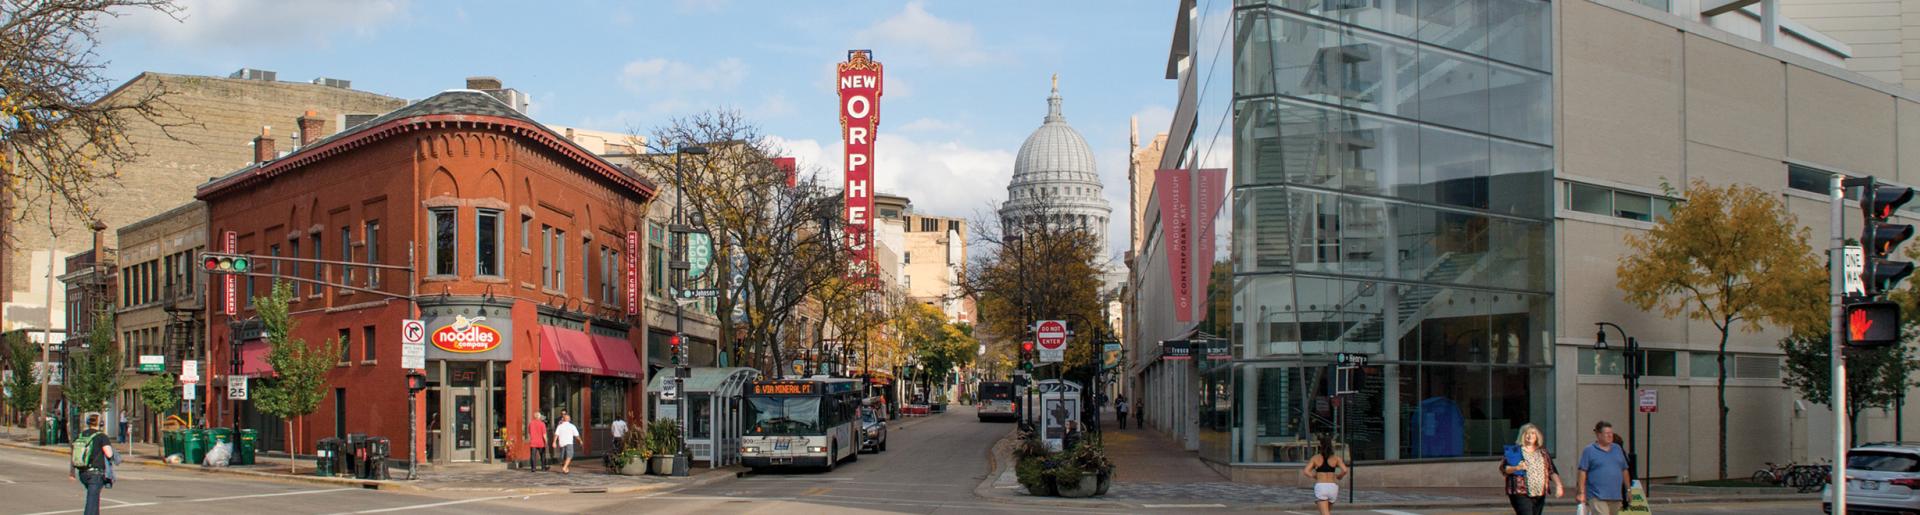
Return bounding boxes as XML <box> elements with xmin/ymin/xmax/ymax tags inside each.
<box><xmin>235</xmin><ymin>429</ymin><xmax>257</xmax><ymax>465</ymax></box>
<box><xmin>40</xmin><ymin>417</ymin><xmax>58</xmax><ymax>445</ymax></box>
<box><xmin>162</xmin><ymin>430</ymin><xmax>182</xmax><ymax>458</ymax></box>
<box><xmin>316</xmin><ymin>437</ymin><xmax>341</xmax><ymax>477</ymax></box>
<box><xmin>181</xmin><ymin>428</ymin><xmax>208</xmax><ymax>465</ymax></box>
<box><xmin>209</xmin><ymin>428</ymin><xmax>233</xmax><ymax>450</ymax></box>
<box><xmin>345</xmin><ymin>433</ymin><xmax>367</xmax><ymax>478</ymax></box>
<box><xmin>361</xmin><ymin>437</ymin><xmax>391</xmax><ymax>479</ymax></box>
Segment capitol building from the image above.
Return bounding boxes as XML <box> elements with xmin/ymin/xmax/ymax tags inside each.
<box><xmin>1000</xmin><ymin>76</ymin><xmax>1112</xmax><ymax>244</ymax></box>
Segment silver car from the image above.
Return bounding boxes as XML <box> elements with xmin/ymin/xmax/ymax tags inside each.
<box><xmin>1826</xmin><ymin>443</ymin><xmax>1920</xmax><ymax>514</ymax></box>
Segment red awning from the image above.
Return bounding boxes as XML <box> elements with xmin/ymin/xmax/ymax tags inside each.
<box><xmin>540</xmin><ymin>326</ymin><xmax>607</xmax><ymax>376</ymax></box>
<box><xmin>590</xmin><ymin>334</ymin><xmax>645</xmax><ymax>379</ymax></box>
<box><xmin>239</xmin><ymin>341</ymin><xmax>274</xmax><ymax>377</ymax></box>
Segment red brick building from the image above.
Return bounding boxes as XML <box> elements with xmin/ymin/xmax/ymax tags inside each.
<box><xmin>196</xmin><ymin>90</ymin><xmax>655</xmax><ymax>467</ymax></box>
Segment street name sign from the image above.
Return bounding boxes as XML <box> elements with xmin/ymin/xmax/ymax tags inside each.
<box><xmin>1036</xmin><ymin>320</ymin><xmax>1068</xmax><ymax>363</ymax></box>
<box><xmin>138</xmin><ymin>355</ymin><xmax>164</xmax><ymax>373</ymax></box>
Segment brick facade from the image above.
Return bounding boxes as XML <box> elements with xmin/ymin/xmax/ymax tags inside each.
<box><xmin>198</xmin><ymin>91</ymin><xmax>654</xmax><ymax>466</ymax></box>
<box><xmin>2</xmin><ymin>73</ymin><xmax>406</xmax><ymax>333</ymax></box>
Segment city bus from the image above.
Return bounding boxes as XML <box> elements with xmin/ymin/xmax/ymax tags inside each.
<box><xmin>739</xmin><ymin>377</ymin><xmax>864</xmax><ymax>471</ymax></box>
<box><xmin>977</xmin><ymin>381</ymin><xmax>1017</xmax><ymax>422</ymax></box>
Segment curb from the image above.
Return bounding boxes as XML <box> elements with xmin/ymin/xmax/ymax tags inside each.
<box><xmin>0</xmin><ymin>438</ymin><xmax>738</xmax><ymax>495</ymax></box>
<box><xmin>961</xmin><ymin>434</ymin><xmax>1816</xmax><ymax>511</ymax></box>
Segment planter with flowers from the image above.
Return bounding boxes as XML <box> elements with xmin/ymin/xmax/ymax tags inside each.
<box><xmin>1012</xmin><ymin>429</ymin><xmax>1113</xmax><ymax>498</ymax></box>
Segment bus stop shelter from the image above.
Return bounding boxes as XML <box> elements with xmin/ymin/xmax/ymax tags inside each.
<box><xmin>647</xmin><ymin>367</ymin><xmax>760</xmax><ymax>468</ymax></box>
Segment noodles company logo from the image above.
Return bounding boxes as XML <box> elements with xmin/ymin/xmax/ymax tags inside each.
<box><xmin>432</xmin><ymin>315</ymin><xmax>500</xmax><ymax>353</ymax></box>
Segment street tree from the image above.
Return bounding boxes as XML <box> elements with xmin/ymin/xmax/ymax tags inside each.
<box><xmin>250</xmin><ymin>282</ymin><xmax>342</xmax><ymax>473</ymax></box>
<box><xmin>1781</xmin><ymin>330</ymin><xmax>1919</xmax><ymax>446</ymax></box>
<box><xmin>1</xmin><ymin>0</ymin><xmax>186</xmax><ymax>223</ymax></box>
<box><xmin>4</xmin><ymin>331</ymin><xmax>41</xmax><ymax>431</ymax></box>
<box><xmin>63</xmin><ymin>313</ymin><xmax>121</xmax><ymax>419</ymax></box>
<box><xmin>1616</xmin><ymin>179</ymin><xmax>1825</xmax><ymax>479</ymax></box>
<box><xmin>628</xmin><ymin>111</ymin><xmax>847</xmax><ymax>377</ymax></box>
<box><xmin>902</xmin><ymin>303</ymin><xmax>975</xmax><ymax>403</ymax></box>
<box><xmin>137</xmin><ymin>372</ymin><xmax>176</xmax><ymax>457</ymax></box>
<box><xmin>961</xmin><ymin>205</ymin><xmax>1112</xmax><ymax>374</ymax></box>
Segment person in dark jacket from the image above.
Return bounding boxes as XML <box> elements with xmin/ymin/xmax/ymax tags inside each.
<box><xmin>68</xmin><ymin>414</ymin><xmax>116</xmax><ymax>515</ymax></box>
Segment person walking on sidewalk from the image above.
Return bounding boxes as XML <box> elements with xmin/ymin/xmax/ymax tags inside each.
<box><xmin>553</xmin><ymin>411</ymin><xmax>580</xmax><ymax>474</ymax></box>
<box><xmin>611</xmin><ymin>413</ymin><xmax>630</xmax><ymax>453</ymax></box>
<box><xmin>1577</xmin><ymin>421</ymin><xmax>1630</xmax><ymax>515</ymax></box>
<box><xmin>1133</xmin><ymin>400</ymin><xmax>1144</xmax><ymax>429</ymax></box>
<box><xmin>68</xmin><ymin>413</ymin><xmax>116</xmax><ymax>515</ymax></box>
<box><xmin>527</xmin><ymin>412</ymin><xmax>549</xmax><ymax>472</ymax></box>
<box><xmin>1115</xmin><ymin>394</ymin><xmax>1130</xmax><ymax>429</ymax></box>
<box><xmin>1302</xmin><ymin>434</ymin><xmax>1348</xmax><ymax>515</ymax></box>
<box><xmin>1501</xmin><ymin>423</ymin><xmax>1563</xmax><ymax>515</ymax></box>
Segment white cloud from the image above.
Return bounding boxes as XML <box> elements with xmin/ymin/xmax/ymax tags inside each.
<box><xmin>620</xmin><ymin>57</ymin><xmax>748</xmax><ymax>95</ymax></box>
<box><xmin>768</xmin><ymin>133</ymin><xmax>1015</xmax><ymax>221</ymax></box>
<box><xmin>105</xmin><ymin>0</ymin><xmax>409</xmax><ymax>49</ymax></box>
<box><xmin>1131</xmin><ymin>105</ymin><xmax>1176</xmax><ymax>142</ymax></box>
<box><xmin>854</xmin><ymin>1</ymin><xmax>991</xmax><ymax>65</ymax></box>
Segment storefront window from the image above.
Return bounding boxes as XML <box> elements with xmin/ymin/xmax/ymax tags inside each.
<box><xmin>592</xmin><ymin>377</ymin><xmax>628</xmax><ymax>426</ymax></box>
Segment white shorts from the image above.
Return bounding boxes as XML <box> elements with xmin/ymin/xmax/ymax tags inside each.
<box><xmin>1314</xmin><ymin>482</ymin><xmax>1339</xmax><ymax>502</ymax></box>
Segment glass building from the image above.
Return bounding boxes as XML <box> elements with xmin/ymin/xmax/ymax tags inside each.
<box><xmin>1214</xmin><ymin>1</ymin><xmax>1555</xmax><ymax>465</ymax></box>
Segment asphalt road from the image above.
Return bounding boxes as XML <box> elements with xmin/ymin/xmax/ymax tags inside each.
<box><xmin>0</xmin><ymin>411</ymin><xmax>1825</xmax><ymax>515</ymax></box>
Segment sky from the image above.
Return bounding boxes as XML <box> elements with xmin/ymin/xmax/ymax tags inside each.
<box><xmin>94</xmin><ymin>0</ymin><xmax>1183</xmax><ymax>259</ymax></box>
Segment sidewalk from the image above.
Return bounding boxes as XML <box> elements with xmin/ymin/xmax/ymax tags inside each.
<box><xmin>0</xmin><ymin>429</ymin><xmax>738</xmax><ymax>495</ymax></box>
<box><xmin>975</xmin><ymin>409</ymin><xmax>1817</xmax><ymax>510</ymax></box>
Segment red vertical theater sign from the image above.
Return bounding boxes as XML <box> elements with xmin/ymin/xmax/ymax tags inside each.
<box><xmin>838</xmin><ymin>49</ymin><xmax>882</xmax><ymax>280</ymax></box>
<box><xmin>223</xmin><ymin>230</ymin><xmax>237</xmax><ymax>315</ymax></box>
<box><xmin>626</xmin><ymin>231</ymin><xmax>640</xmax><ymax>315</ymax></box>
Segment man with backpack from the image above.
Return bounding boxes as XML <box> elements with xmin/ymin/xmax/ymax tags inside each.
<box><xmin>68</xmin><ymin>413</ymin><xmax>115</xmax><ymax>515</ymax></box>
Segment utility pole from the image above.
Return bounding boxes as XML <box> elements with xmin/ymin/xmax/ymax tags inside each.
<box><xmin>669</xmin><ymin>145</ymin><xmax>707</xmax><ymax>476</ymax></box>
<box><xmin>1829</xmin><ymin>172</ymin><xmax>1846</xmax><ymax>514</ymax></box>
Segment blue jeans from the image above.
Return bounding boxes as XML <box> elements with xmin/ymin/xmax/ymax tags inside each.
<box><xmin>80</xmin><ymin>471</ymin><xmax>105</xmax><ymax>515</ymax></box>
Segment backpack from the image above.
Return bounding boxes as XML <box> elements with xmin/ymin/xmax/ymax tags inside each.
<box><xmin>71</xmin><ymin>431</ymin><xmax>101</xmax><ymax>470</ymax></box>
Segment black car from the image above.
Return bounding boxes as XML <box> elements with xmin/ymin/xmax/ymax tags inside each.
<box><xmin>860</xmin><ymin>408</ymin><xmax>888</xmax><ymax>453</ymax></box>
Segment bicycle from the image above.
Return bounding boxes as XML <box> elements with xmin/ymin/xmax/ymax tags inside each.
<box><xmin>1752</xmin><ymin>461</ymin><xmax>1795</xmax><ymax>485</ymax></box>
<box><xmin>1785</xmin><ymin>460</ymin><xmax>1833</xmax><ymax>493</ymax></box>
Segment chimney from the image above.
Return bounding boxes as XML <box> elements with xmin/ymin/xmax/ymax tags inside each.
<box><xmin>253</xmin><ymin>126</ymin><xmax>275</xmax><ymax>164</ymax></box>
<box><xmin>466</xmin><ymin>76</ymin><xmax>503</xmax><ymax>90</ymax></box>
<box><xmin>297</xmin><ymin>110</ymin><xmax>326</xmax><ymax>147</ymax></box>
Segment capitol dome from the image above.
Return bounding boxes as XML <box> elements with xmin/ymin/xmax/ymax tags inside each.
<box><xmin>1001</xmin><ymin>76</ymin><xmax>1112</xmax><ymax>245</ymax></box>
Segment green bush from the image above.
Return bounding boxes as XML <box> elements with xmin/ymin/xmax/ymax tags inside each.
<box><xmin>646</xmin><ymin>419</ymin><xmax>683</xmax><ymax>456</ymax></box>
<box><xmin>1015</xmin><ymin>456</ymin><xmax>1048</xmax><ymax>491</ymax></box>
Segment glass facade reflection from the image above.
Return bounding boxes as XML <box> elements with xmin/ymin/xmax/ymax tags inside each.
<box><xmin>1223</xmin><ymin>1</ymin><xmax>1554</xmax><ymax>464</ymax></box>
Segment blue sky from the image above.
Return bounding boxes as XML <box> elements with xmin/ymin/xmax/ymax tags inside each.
<box><xmin>96</xmin><ymin>0</ymin><xmax>1181</xmax><ymax>258</ymax></box>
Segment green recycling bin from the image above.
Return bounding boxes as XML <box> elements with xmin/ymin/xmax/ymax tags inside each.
<box><xmin>40</xmin><ymin>418</ymin><xmax>58</xmax><ymax>445</ymax></box>
<box><xmin>162</xmin><ymin>430</ymin><xmax>182</xmax><ymax>458</ymax></box>
<box><xmin>208</xmin><ymin>428</ymin><xmax>233</xmax><ymax>463</ymax></box>
<box><xmin>181</xmin><ymin>429</ymin><xmax>208</xmax><ymax>465</ymax></box>
<box><xmin>236</xmin><ymin>429</ymin><xmax>257</xmax><ymax>465</ymax></box>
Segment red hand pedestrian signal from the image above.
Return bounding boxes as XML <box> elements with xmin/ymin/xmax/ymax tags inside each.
<box><xmin>1851</xmin><ymin>308</ymin><xmax>1873</xmax><ymax>341</ymax></box>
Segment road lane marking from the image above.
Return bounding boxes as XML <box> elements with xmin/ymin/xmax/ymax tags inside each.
<box><xmin>1143</xmin><ymin>504</ymin><xmax>1227</xmax><ymax>508</ymax></box>
<box><xmin>101</xmin><ymin>498</ymin><xmax>134</xmax><ymax>505</ymax></box>
<box><xmin>21</xmin><ymin>488</ymin><xmax>353</xmax><ymax>515</ymax></box>
<box><xmin>324</xmin><ymin>492</ymin><xmax>551</xmax><ymax>514</ymax></box>
<box><xmin>1373</xmin><ymin>511</ymin><xmax>1423</xmax><ymax>515</ymax></box>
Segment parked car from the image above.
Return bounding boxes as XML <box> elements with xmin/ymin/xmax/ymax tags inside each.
<box><xmin>860</xmin><ymin>407</ymin><xmax>888</xmax><ymax>453</ymax></box>
<box><xmin>1825</xmin><ymin>442</ymin><xmax>1920</xmax><ymax>514</ymax></box>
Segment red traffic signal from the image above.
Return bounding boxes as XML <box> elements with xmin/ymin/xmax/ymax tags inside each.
<box><xmin>1021</xmin><ymin>341</ymin><xmax>1033</xmax><ymax>353</ymax></box>
<box><xmin>1844</xmin><ymin>301</ymin><xmax>1901</xmax><ymax>348</ymax></box>
<box><xmin>669</xmin><ymin>334</ymin><xmax>684</xmax><ymax>364</ymax></box>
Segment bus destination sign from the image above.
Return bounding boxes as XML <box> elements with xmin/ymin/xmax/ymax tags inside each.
<box><xmin>752</xmin><ymin>382</ymin><xmax>817</xmax><ymax>396</ymax></box>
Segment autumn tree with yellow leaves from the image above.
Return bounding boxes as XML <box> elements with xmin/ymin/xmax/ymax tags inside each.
<box><xmin>1616</xmin><ymin>179</ymin><xmax>1824</xmax><ymax>479</ymax></box>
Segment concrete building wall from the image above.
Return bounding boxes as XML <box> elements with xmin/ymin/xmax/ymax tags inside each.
<box><xmin>1780</xmin><ymin>0</ymin><xmax>1920</xmax><ymax>89</ymax></box>
<box><xmin>1559</xmin><ymin>0</ymin><xmax>1920</xmax><ymax>481</ymax></box>
<box><xmin>2</xmin><ymin>73</ymin><xmax>405</xmax><ymax>333</ymax></box>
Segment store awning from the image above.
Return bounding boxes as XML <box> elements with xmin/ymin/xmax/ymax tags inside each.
<box><xmin>540</xmin><ymin>326</ymin><xmax>606</xmax><ymax>376</ymax></box>
<box><xmin>239</xmin><ymin>341</ymin><xmax>274</xmax><ymax>377</ymax></box>
<box><xmin>590</xmin><ymin>334</ymin><xmax>645</xmax><ymax>379</ymax></box>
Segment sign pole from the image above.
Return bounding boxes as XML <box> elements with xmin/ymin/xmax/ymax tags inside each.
<box><xmin>1830</xmin><ymin>173</ymin><xmax>1848</xmax><ymax>513</ymax></box>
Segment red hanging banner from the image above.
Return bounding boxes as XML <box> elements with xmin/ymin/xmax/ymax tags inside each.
<box><xmin>1156</xmin><ymin>169</ymin><xmax>1192</xmax><ymax>321</ymax></box>
<box><xmin>838</xmin><ymin>49</ymin><xmax>883</xmax><ymax>282</ymax></box>
<box><xmin>626</xmin><ymin>231</ymin><xmax>640</xmax><ymax>315</ymax></box>
<box><xmin>223</xmin><ymin>230</ymin><xmax>237</xmax><ymax>316</ymax></box>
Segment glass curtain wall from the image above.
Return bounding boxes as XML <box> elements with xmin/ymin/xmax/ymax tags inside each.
<box><xmin>1227</xmin><ymin>0</ymin><xmax>1553</xmax><ymax>464</ymax></box>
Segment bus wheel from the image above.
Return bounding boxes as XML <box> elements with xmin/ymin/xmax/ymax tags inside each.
<box><xmin>825</xmin><ymin>443</ymin><xmax>837</xmax><ymax>472</ymax></box>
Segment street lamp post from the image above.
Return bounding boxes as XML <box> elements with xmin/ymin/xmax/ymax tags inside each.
<box><xmin>1595</xmin><ymin>322</ymin><xmax>1641</xmax><ymax>483</ymax></box>
<box><xmin>1006</xmin><ymin>232</ymin><xmax>1032</xmax><ymax>431</ymax></box>
<box><xmin>668</xmin><ymin>144</ymin><xmax>708</xmax><ymax>476</ymax></box>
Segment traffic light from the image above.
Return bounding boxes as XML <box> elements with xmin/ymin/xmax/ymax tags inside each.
<box><xmin>406</xmin><ymin>372</ymin><xmax>428</xmax><ymax>391</ymax></box>
<box><xmin>669</xmin><ymin>334</ymin><xmax>683</xmax><ymax>365</ymax></box>
<box><xmin>1862</xmin><ymin>178</ymin><xmax>1916</xmax><ymax>296</ymax></box>
<box><xmin>1020</xmin><ymin>341</ymin><xmax>1034</xmax><ymax>371</ymax></box>
<box><xmin>1845</xmin><ymin>301</ymin><xmax>1902</xmax><ymax>347</ymax></box>
<box><xmin>201</xmin><ymin>252</ymin><xmax>252</xmax><ymax>275</ymax></box>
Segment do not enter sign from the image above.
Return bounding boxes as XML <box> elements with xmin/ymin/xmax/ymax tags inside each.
<box><xmin>1036</xmin><ymin>320</ymin><xmax>1067</xmax><ymax>363</ymax></box>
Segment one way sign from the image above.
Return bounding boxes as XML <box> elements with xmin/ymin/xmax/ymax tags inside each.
<box><xmin>1845</xmin><ymin>245</ymin><xmax>1865</xmax><ymax>296</ymax></box>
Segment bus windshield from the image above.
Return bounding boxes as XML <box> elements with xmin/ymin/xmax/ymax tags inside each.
<box><xmin>747</xmin><ymin>396</ymin><xmax>822</xmax><ymax>436</ymax></box>
<box><xmin>980</xmin><ymin>382</ymin><xmax>1014</xmax><ymax>401</ymax></box>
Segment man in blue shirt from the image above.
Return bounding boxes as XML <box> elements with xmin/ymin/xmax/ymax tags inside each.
<box><xmin>1577</xmin><ymin>421</ymin><xmax>1631</xmax><ymax>515</ymax></box>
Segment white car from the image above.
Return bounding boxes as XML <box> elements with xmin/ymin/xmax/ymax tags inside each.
<box><xmin>1826</xmin><ymin>443</ymin><xmax>1920</xmax><ymax>514</ymax></box>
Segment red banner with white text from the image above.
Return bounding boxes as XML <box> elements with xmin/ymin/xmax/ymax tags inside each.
<box><xmin>1156</xmin><ymin>169</ymin><xmax>1192</xmax><ymax>321</ymax></box>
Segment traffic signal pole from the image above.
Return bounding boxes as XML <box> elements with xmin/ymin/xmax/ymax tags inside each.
<box><xmin>1830</xmin><ymin>173</ymin><xmax>1847</xmax><ymax>514</ymax></box>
